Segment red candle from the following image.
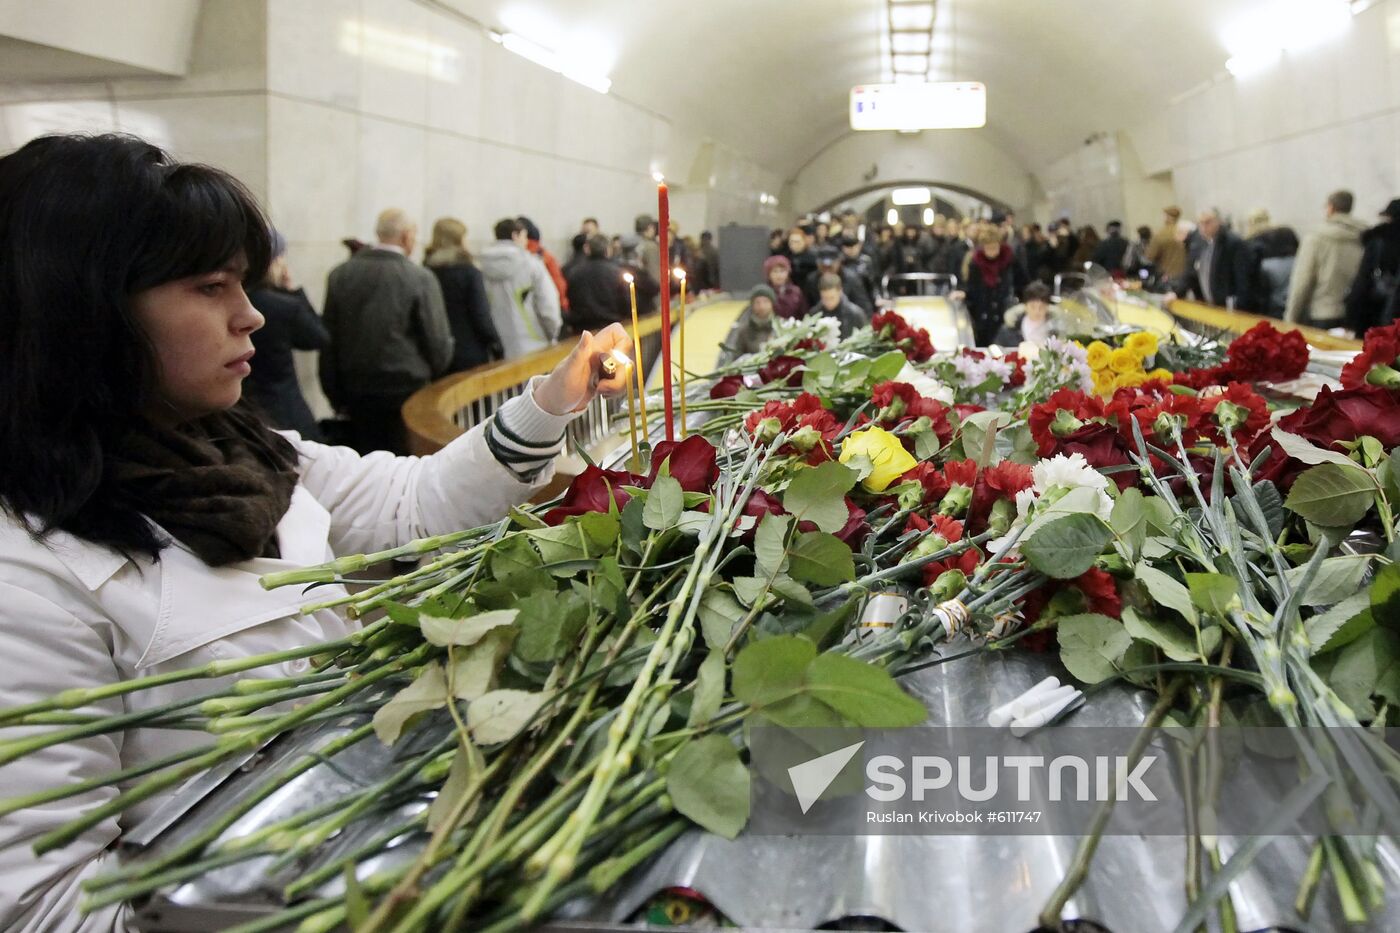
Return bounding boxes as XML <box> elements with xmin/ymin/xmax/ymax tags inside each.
<box><xmin>658</xmin><ymin>181</ymin><xmax>674</xmax><ymax>441</ymax></box>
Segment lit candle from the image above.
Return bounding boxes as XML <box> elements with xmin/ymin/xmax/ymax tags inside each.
<box><xmin>657</xmin><ymin>180</ymin><xmax>675</xmax><ymax>441</ymax></box>
<box><xmin>612</xmin><ymin>349</ymin><xmax>640</xmax><ymax>470</ymax></box>
<box><xmin>622</xmin><ymin>271</ymin><xmax>647</xmax><ymax>433</ymax></box>
<box><xmin>674</xmin><ymin>268</ymin><xmax>688</xmax><ymax>438</ymax></box>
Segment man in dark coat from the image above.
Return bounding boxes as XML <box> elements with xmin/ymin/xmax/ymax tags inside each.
<box><xmin>1090</xmin><ymin>221</ymin><xmax>1131</xmax><ymax>274</ymax></box>
<box><xmin>564</xmin><ymin>234</ymin><xmax>632</xmax><ymax>333</ymax></box>
<box><xmin>1346</xmin><ymin>198</ymin><xmax>1400</xmax><ymax>334</ymax></box>
<box><xmin>1171</xmin><ymin>208</ymin><xmax>1258</xmax><ymax>311</ymax></box>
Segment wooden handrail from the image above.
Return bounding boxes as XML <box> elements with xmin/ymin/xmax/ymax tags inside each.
<box><xmin>402</xmin><ymin>308</ymin><xmax>685</xmax><ymax>456</ymax></box>
<box><xmin>1166</xmin><ymin>299</ymin><xmax>1362</xmax><ymax>351</ymax></box>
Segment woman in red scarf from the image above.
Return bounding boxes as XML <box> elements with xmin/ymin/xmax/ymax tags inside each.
<box><xmin>764</xmin><ymin>254</ymin><xmax>809</xmax><ymax>320</ymax></box>
<box><xmin>964</xmin><ymin>229</ymin><xmax>1017</xmax><ymax>345</ymax></box>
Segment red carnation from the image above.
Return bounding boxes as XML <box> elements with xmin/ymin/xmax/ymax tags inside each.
<box><xmin>967</xmin><ymin>460</ymin><xmax>1034</xmax><ymax>533</ymax></box>
<box><xmin>1224</xmin><ymin>322</ymin><xmax>1309</xmax><ymax>383</ymax></box>
<box><xmin>900</xmin><ymin>462</ymin><xmax>950</xmax><ymax>506</ymax></box>
<box><xmin>1019</xmin><ymin>567</ymin><xmax>1123</xmax><ymax>628</ymax></box>
<box><xmin>1340</xmin><ymin>322</ymin><xmax>1400</xmax><ymax>389</ymax></box>
<box><xmin>920</xmin><ymin>544</ymin><xmax>981</xmax><ymax>587</ymax></box>
<box><xmin>1028</xmin><ymin>388</ymin><xmax>1108</xmax><ymax>456</ymax></box>
<box><xmin>943</xmin><ymin>458</ymin><xmax>979</xmax><ymax>489</ymax></box>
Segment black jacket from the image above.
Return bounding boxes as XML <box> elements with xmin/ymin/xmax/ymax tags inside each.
<box><xmin>246</xmin><ymin>286</ymin><xmax>331</xmax><ymax>440</ymax></box>
<box><xmin>564</xmin><ymin>255</ymin><xmax>631</xmax><ymax>333</ymax></box>
<box><xmin>426</xmin><ymin>257</ymin><xmax>502</xmax><ymax>372</ymax></box>
<box><xmin>1346</xmin><ymin>221</ymin><xmax>1400</xmax><ymax>332</ymax></box>
<box><xmin>1090</xmin><ymin>234</ymin><xmax>1131</xmax><ymax>273</ymax></box>
<box><xmin>964</xmin><ymin>254</ymin><xmax>1017</xmax><ymax>345</ymax></box>
<box><xmin>1176</xmin><ymin>231</ymin><xmax>1258</xmax><ymax>311</ymax></box>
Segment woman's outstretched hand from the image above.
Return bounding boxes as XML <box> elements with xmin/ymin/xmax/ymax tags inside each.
<box><xmin>533</xmin><ymin>323</ymin><xmax>633</xmax><ymax>415</ymax></box>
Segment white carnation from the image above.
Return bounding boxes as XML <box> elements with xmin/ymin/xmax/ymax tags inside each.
<box><xmin>1032</xmin><ymin>452</ymin><xmax>1110</xmax><ymax>496</ymax></box>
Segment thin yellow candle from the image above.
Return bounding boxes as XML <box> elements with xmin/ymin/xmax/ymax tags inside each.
<box><xmin>612</xmin><ymin>349</ymin><xmax>640</xmax><ymax>470</ymax></box>
<box><xmin>622</xmin><ymin>271</ymin><xmax>648</xmax><ymax>434</ymax></box>
<box><xmin>674</xmin><ymin>268</ymin><xmax>688</xmax><ymax>438</ymax></box>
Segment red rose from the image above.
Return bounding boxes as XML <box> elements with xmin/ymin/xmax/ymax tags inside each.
<box><xmin>709</xmin><ymin>374</ymin><xmax>745</xmax><ymax>399</ymax></box>
<box><xmin>544</xmin><ymin>465</ymin><xmax>642</xmax><ymax>525</ymax></box>
<box><xmin>759</xmin><ymin>355</ymin><xmax>804</xmax><ymax>386</ymax></box>
<box><xmin>792</xmin><ymin>337</ymin><xmax>826</xmax><ymax>352</ymax></box>
<box><xmin>649</xmin><ymin>435</ymin><xmax>719</xmax><ymax>493</ymax></box>
<box><xmin>1283</xmin><ymin>384</ymin><xmax>1400</xmax><ymax>451</ymax></box>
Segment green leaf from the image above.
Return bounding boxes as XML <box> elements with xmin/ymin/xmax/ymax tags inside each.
<box><xmin>769</xmin><ymin>575</ymin><xmax>815</xmax><ymax>607</ymax></box>
<box><xmin>1373</xmin><ymin>562</ymin><xmax>1400</xmax><ymax>623</ymax></box>
<box><xmin>754</xmin><ymin>513</ymin><xmax>791</xmax><ymax>578</ymax></box>
<box><xmin>1143</xmin><ymin>496</ymin><xmax>1176</xmax><ymax>536</ymax></box>
<box><xmin>489</xmin><ymin>534</ymin><xmax>548</xmax><ymax>587</ymax></box>
<box><xmin>643</xmin><ymin>475</ymin><xmax>684</xmax><ymax>531</ymax></box>
<box><xmin>1135</xmin><ymin>564</ymin><xmax>1199</xmax><ymax>626</ymax></box>
<box><xmin>1314</xmin><ymin>627</ymin><xmax>1400</xmax><ymax>720</ymax></box>
<box><xmin>577</xmin><ymin>510</ymin><xmax>620</xmax><ymax>552</ymax></box>
<box><xmin>755</xmin><ymin>693</ymin><xmax>846</xmax><ymax>729</ymax></box>
<box><xmin>804</xmin><ymin>653</ymin><xmax>927</xmax><ymax>727</ymax></box>
<box><xmin>512</xmin><ymin>591</ymin><xmax>585</xmax><ymax>663</ymax></box>
<box><xmin>787</xmin><ymin>532</ymin><xmax>856</xmax><ymax>586</ymax></box>
<box><xmin>799</xmin><ymin>600</ymin><xmax>860</xmax><ymax>650</ymax></box>
<box><xmin>666</xmin><ymin>735</ymin><xmax>750</xmax><ymax>839</ymax></box>
<box><xmin>732</xmin><ymin>635</ymin><xmax>814</xmax><ymax>708</ymax></box>
<box><xmin>1110</xmin><ymin>487</ymin><xmax>1148</xmax><ymax>562</ymax></box>
<box><xmin>1186</xmin><ymin>573</ymin><xmax>1238</xmax><ymax>617</ymax></box>
<box><xmin>1270</xmin><ymin>428</ymin><xmax>1362</xmax><ymax>468</ymax></box>
<box><xmin>1058</xmin><ymin>613</ymin><xmax>1133</xmax><ymax>684</ymax></box>
<box><xmin>420</xmin><ymin>608</ymin><xmax>519</xmax><ymax>649</ymax></box>
<box><xmin>1022</xmin><ymin>513</ymin><xmax>1112</xmax><ymax>579</ymax></box>
<box><xmin>1284</xmin><ymin>462</ymin><xmax>1377</xmax><ymax>527</ymax></box>
<box><xmin>698</xmin><ymin>587</ymin><xmax>746</xmax><ymax>649</ymax></box>
<box><xmin>1122</xmin><ymin>606</ymin><xmax>1202</xmax><ymax>662</ymax></box>
<box><xmin>620</xmin><ymin>496</ymin><xmax>647</xmax><ymax>552</ymax></box>
<box><xmin>676</xmin><ymin>510</ymin><xmax>712</xmax><ymax>536</ymax></box>
<box><xmin>372</xmin><ymin>663</ymin><xmax>448</xmax><ymax>745</ymax></box>
<box><xmin>783</xmin><ymin>461</ymin><xmax>858</xmax><ymax>533</ymax></box>
<box><xmin>733</xmin><ymin>575</ymin><xmax>772</xmax><ymax>609</ymax></box>
<box><xmin>509</xmin><ymin>505</ymin><xmax>547</xmax><ymax>529</ymax></box>
<box><xmin>345</xmin><ymin>865</ymin><xmax>370</xmax><ymax>927</ymax></box>
<box><xmin>525</xmin><ymin>524</ymin><xmax>587</xmax><ymax>566</ymax></box>
<box><xmin>1283</xmin><ymin>555</ymin><xmax>1372</xmax><ymax>608</ymax></box>
<box><xmin>467</xmin><ymin>689</ymin><xmax>548</xmax><ymax>744</ymax></box>
<box><xmin>687</xmin><ymin>651</ymin><xmax>726</xmax><ymax>728</ymax></box>
<box><xmin>867</xmin><ymin>350</ymin><xmax>909</xmax><ymax>384</ymax></box>
<box><xmin>959</xmin><ymin>411</ymin><xmax>1009</xmax><ymax>468</ymax></box>
<box><xmin>448</xmin><ymin>628</ymin><xmax>516</xmax><ymax>700</ymax></box>
<box><xmin>1307</xmin><ymin>593</ymin><xmax>1373</xmax><ymax>654</ymax></box>
<box><xmin>427</xmin><ymin>741</ymin><xmax>483</xmax><ymax>831</ymax></box>
<box><xmin>1246</xmin><ymin>480</ymin><xmax>1286</xmax><ymax>540</ymax></box>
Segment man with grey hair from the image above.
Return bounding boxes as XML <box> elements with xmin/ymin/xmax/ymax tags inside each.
<box><xmin>320</xmin><ymin>207</ymin><xmax>454</xmax><ymax>454</ymax></box>
<box><xmin>1286</xmin><ymin>190</ymin><xmax>1367</xmax><ymax>327</ymax></box>
<box><xmin>1171</xmin><ymin>208</ymin><xmax>1258</xmax><ymax>311</ymax></box>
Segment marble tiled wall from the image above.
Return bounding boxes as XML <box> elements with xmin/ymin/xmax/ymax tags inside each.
<box><xmin>1151</xmin><ymin>0</ymin><xmax>1400</xmax><ymax>232</ymax></box>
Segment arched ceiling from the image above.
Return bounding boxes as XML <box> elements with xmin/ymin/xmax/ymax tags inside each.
<box><xmin>441</xmin><ymin>0</ymin><xmax>1279</xmax><ymax>180</ymax></box>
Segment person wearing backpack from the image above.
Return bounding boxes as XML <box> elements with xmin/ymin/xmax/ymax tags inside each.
<box><xmin>1346</xmin><ymin>198</ymin><xmax>1400</xmax><ymax>335</ymax></box>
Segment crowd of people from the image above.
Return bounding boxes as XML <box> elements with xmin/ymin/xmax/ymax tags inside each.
<box><xmin>246</xmin><ymin>210</ymin><xmax>720</xmax><ymax>455</ymax></box>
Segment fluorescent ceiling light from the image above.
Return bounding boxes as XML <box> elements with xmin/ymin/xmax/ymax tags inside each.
<box><xmin>889</xmin><ymin>3</ymin><xmax>935</xmax><ymax>31</ymax></box>
<box><xmin>340</xmin><ymin>22</ymin><xmax>460</xmax><ymax>81</ymax></box>
<box><xmin>886</xmin><ymin>208</ymin><xmax>900</xmax><ymax>226</ymax></box>
<box><xmin>1221</xmin><ymin>0</ymin><xmax>1353</xmax><ymax>79</ymax></box>
<box><xmin>492</xmin><ymin>31</ymin><xmax>611</xmax><ymax>94</ymax></box>
<box><xmin>891</xmin><ymin>32</ymin><xmax>931</xmax><ymax>54</ymax></box>
<box><xmin>1225</xmin><ymin>47</ymin><xmax>1280</xmax><ymax>77</ymax></box>
<box><xmin>922</xmin><ymin>207</ymin><xmax>935</xmax><ymax>225</ymax></box>
<box><xmin>891</xmin><ymin>186</ymin><xmax>932</xmax><ymax>205</ymax></box>
<box><xmin>850</xmin><ymin>82</ymin><xmax>987</xmax><ymax>131</ymax></box>
<box><xmin>892</xmin><ymin>53</ymin><xmax>929</xmax><ymax>72</ymax></box>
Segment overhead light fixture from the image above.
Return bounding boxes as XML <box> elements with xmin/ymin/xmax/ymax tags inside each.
<box><xmin>889</xmin><ymin>2</ymin><xmax>936</xmax><ymax>31</ymax></box>
<box><xmin>891</xmin><ymin>32</ymin><xmax>931</xmax><ymax>54</ymax></box>
<box><xmin>850</xmin><ymin>82</ymin><xmax>987</xmax><ymax>131</ymax></box>
<box><xmin>891</xmin><ymin>53</ymin><xmax>929</xmax><ymax>73</ymax></box>
<box><xmin>886</xmin><ymin>208</ymin><xmax>900</xmax><ymax>226</ymax></box>
<box><xmin>340</xmin><ymin>22</ymin><xmax>460</xmax><ymax>81</ymax></box>
<box><xmin>490</xmin><ymin>30</ymin><xmax>611</xmax><ymax>94</ymax></box>
<box><xmin>891</xmin><ymin>186</ymin><xmax>932</xmax><ymax>205</ymax></box>
<box><xmin>922</xmin><ymin>207</ymin><xmax>935</xmax><ymax>225</ymax></box>
<box><xmin>1221</xmin><ymin>0</ymin><xmax>1353</xmax><ymax>79</ymax></box>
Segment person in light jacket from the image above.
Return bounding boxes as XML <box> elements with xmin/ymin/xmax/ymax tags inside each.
<box><xmin>1284</xmin><ymin>190</ymin><xmax>1367</xmax><ymax>328</ymax></box>
<box><xmin>0</xmin><ymin>133</ymin><xmax>631</xmax><ymax>932</ymax></box>
<box><xmin>479</xmin><ymin>217</ymin><xmax>562</xmax><ymax>359</ymax></box>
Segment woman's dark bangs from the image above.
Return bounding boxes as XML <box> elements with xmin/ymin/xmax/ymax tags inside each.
<box><xmin>128</xmin><ymin>164</ymin><xmax>272</xmax><ymax>292</ymax></box>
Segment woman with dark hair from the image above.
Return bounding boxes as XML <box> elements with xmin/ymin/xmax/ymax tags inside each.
<box><xmin>425</xmin><ymin>216</ymin><xmax>503</xmax><ymax>372</ymax></box>
<box><xmin>243</xmin><ymin>230</ymin><xmax>331</xmax><ymax>439</ymax></box>
<box><xmin>961</xmin><ymin>229</ymin><xmax>1017</xmax><ymax>345</ymax></box>
<box><xmin>0</xmin><ymin>134</ymin><xmax>630</xmax><ymax>928</ymax></box>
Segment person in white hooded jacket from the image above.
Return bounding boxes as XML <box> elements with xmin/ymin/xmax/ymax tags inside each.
<box><xmin>478</xmin><ymin>217</ymin><xmax>563</xmax><ymax>358</ymax></box>
<box><xmin>0</xmin><ymin>134</ymin><xmax>630</xmax><ymax>931</ymax></box>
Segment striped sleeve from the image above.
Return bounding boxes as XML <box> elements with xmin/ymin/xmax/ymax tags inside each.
<box><xmin>485</xmin><ymin>376</ymin><xmax>575</xmax><ymax>481</ymax></box>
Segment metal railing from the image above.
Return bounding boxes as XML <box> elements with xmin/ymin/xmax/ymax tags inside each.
<box><xmin>881</xmin><ymin>272</ymin><xmax>959</xmax><ymax>298</ymax></box>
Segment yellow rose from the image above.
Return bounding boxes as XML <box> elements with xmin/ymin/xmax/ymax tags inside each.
<box><xmin>1124</xmin><ymin>331</ymin><xmax>1159</xmax><ymax>359</ymax></box>
<box><xmin>1109</xmin><ymin>346</ymin><xmax>1141</xmax><ymax>374</ymax></box>
<box><xmin>1092</xmin><ymin>370</ymin><xmax>1117</xmax><ymax>397</ymax></box>
<box><xmin>839</xmin><ymin>425</ymin><xmax>918</xmax><ymax>492</ymax></box>
<box><xmin>1086</xmin><ymin>341</ymin><xmax>1112</xmax><ymax>371</ymax></box>
<box><xmin>1147</xmin><ymin>368</ymin><xmax>1174</xmax><ymax>382</ymax></box>
<box><xmin>1114</xmin><ymin>371</ymin><xmax>1147</xmax><ymax>389</ymax></box>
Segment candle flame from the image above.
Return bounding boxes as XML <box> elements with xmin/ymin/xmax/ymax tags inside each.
<box><xmin>651</xmin><ymin>171</ymin><xmax>665</xmax><ymax>183</ymax></box>
<box><xmin>622</xmin><ymin>271</ymin><xmax>634</xmax><ymax>283</ymax></box>
<box><xmin>673</xmin><ymin>268</ymin><xmax>686</xmax><ymax>281</ymax></box>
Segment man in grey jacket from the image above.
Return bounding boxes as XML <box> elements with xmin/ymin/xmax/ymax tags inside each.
<box><xmin>479</xmin><ymin>218</ymin><xmax>562</xmax><ymax>358</ymax></box>
<box><xmin>1285</xmin><ymin>190</ymin><xmax>1368</xmax><ymax>327</ymax></box>
<box><xmin>320</xmin><ymin>208</ymin><xmax>454</xmax><ymax>455</ymax></box>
